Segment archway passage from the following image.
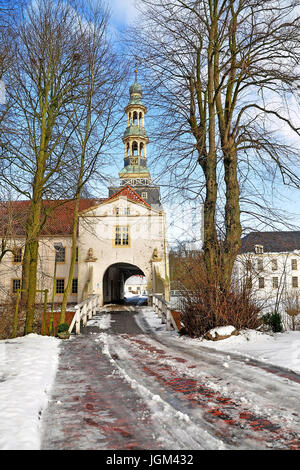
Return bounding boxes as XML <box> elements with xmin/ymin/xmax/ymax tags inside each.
<box><xmin>103</xmin><ymin>262</ymin><xmax>145</xmax><ymax>304</ymax></box>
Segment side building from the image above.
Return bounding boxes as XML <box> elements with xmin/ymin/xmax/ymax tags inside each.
<box><xmin>236</xmin><ymin>231</ymin><xmax>300</xmax><ymax>328</ymax></box>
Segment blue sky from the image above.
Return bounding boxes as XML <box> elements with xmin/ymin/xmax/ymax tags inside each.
<box><xmin>109</xmin><ymin>0</ymin><xmax>138</xmax><ymax>29</ymax></box>
<box><xmin>104</xmin><ymin>0</ymin><xmax>300</xmax><ymax>239</ymax></box>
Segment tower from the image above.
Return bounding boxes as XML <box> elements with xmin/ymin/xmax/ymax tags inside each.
<box><xmin>109</xmin><ymin>71</ymin><xmax>161</xmax><ymax>206</ymax></box>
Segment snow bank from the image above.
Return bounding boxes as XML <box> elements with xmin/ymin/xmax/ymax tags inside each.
<box><xmin>0</xmin><ymin>334</ymin><xmax>60</xmax><ymax>450</ymax></box>
<box><xmin>201</xmin><ymin>330</ymin><xmax>300</xmax><ymax>374</ymax></box>
<box><xmin>139</xmin><ymin>307</ymin><xmax>300</xmax><ymax>375</ymax></box>
<box><xmin>207</xmin><ymin>325</ymin><xmax>236</xmax><ymax>338</ymax></box>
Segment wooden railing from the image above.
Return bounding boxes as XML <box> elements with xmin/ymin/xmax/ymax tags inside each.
<box><xmin>68</xmin><ymin>294</ymin><xmax>100</xmax><ymax>335</ymax></box>
<box><xmin>151</xmin><ymin>294</ymin><xmax>179</xmax><ymax>332</ymax></box>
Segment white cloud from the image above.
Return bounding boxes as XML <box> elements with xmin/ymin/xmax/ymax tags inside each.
<box><xmin>109</xmin><ymin>0</ymin><xmax>138</xmax><ymax>25</ymax></box>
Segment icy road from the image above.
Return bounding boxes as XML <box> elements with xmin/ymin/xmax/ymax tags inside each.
<box><xmin>41</xmin><ymin>306</ymin><xmax>300</xmax><ymax>450</ymax></box>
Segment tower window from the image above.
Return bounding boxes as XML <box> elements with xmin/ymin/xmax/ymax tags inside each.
<box><xmin>132</xmin><ymin>141</ymin><xmax>138</xmax><ymax>156</ymax></box>
<box><xmin>133</xmin><ymin>111</ymin><xmax>138</xmax><ymax>126</ymax></box>
<box><xmin>140</xmin><ymin>142</ymin><xmax>144</xmax><ymax>156</ymax></box>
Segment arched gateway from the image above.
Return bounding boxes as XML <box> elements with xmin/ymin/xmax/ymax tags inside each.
<box><xmin>77</xmin><ymin>73</ymin><xmax>170</xmax><ymax>306</ymax></box>
<box><xmin>103</xmin><ymin>263</ymin><xmax>145</xmax><ymax>304</ymax></box>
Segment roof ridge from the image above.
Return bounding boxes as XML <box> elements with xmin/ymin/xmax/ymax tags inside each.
<box><xmin>104</xmin><ymin>185</ymin><xmax>150</xmax><ymax>207</ymax></box>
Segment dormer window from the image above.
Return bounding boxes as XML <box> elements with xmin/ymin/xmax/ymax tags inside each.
<box><xmin>255</xmin><ymin>245</ymin><xmax>264</xmax><ymax>254</ymax></box>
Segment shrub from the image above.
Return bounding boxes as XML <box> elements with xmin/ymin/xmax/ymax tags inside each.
<box><xmin>262</xmin><ymin>312</ymin><xmax>283</xmax><ymax>333</ymax></box>
<box><xmin>178</xmin><ymin>253</ymin><xmax>262</xmax><ymax>338</ymax></box>
<box><xmin>57</xmin><ymin>323</ymin><xmax>69</xmax><ymax>333</ymax></box>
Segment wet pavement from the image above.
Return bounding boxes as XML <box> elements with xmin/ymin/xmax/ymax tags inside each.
<box><xmin>41</xmin><ymin>309</ymin><xmax>162</xmax><ymax>450</ymax></box>
<box><xmin>41</xmin><ymin>307</ymin><xmax>300</xmax><ymax>450</ymax></box>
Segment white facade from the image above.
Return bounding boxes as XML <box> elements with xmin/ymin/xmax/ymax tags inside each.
<box><xmin>236</xmin><ymin>247</ymin><xmax>300</xmax><ymax>329</ymax></box>
<box><xmin>0</xmin><ymin>191</ymin><xmax>170</xmax><ymax>306</ymax></box>
<box><xmin>0</xmin><ymin>235</ymin><xmax>78</xmax><ymax>305</ymax></box>
<box><xmin>77</xmin><ymin>191</ymin><xmax>169</xmax><ymax>305</ymax></box>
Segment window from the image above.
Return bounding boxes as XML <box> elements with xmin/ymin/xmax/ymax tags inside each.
<box><xmin>292</xmin><ymin>259</ymin><xmax>298</xmax><ymax>270</ymax></box>
<box><xmin>13</xmin><ymin>248</ymin><xmax>22</xmax><ymax>264</ymax></box>
<box><xmin>12</xmin><ymin>279</ymin><xmax>21</xmax><ymax>293</ymax></box>
<box><xmin>257</xmin><ymin>258</ymin><xmax>264</xmax><ymax>271</ymax></box>
<box><xmin>124</xmin><ymin>207</ymin><xmax>130</xmax><ymax>215</ymax></box>
<box><xmin>114</xmin><ymin>226</ymin><xmax>129</xmax><ymax>246</ymax></box>
<box><xmin>292</xmin><ymin>276</ymin><xmax>298</xmax><ymax>288</ymax></box>
<box><xmin>142</xmin><ymin>192</ymin><xmax>148</xmax><ymax>199</ymax></box>
<box><xmin>255</xmin><ymin>245</ymin><xmax>264</xmax><ymax>254</ymax></box>
<box><xmin>55</xmin><ymin>246</ymin><xmax>65</xmax><ymax>263</ymax></box>
<box><xmin>245</xmin><ymin>259</ymin><xmax>252</xmax><ymax>272</ymax></box>
<box><xmin>271</xmin><ymin>259</ymin><xmax>278</xmax><ymax>271</ymax></box>
<box><xmin>245</xmin><ymin>277</ymin><xmax>252</xmax><ymax>289</ymax></box>
<box><xmin>258</xmin><ymin>277</ymin><xmax>265</xmax><ymax>289</ymax></box>
<box><xmin>72</xmin><ymin>278</ymin><xmax>78</xmax><ymax>294</ymax></box>
<box><xmin>56</xmin><ymin>278</ymin><xmax>65</xmax><ymax>294</ymax></box>
<box><xmin>272</xmin><ymin>277</ymin><xmax>278</xmax><ymax>289</ymax></box>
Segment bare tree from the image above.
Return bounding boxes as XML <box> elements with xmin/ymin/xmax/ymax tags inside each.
<box><xmin>59</xmin><ymin>0</ymin><xmax>126</xmax><ymax>323</ymax></box>
<box><xmin>128</xmin><ymin>0</ymin><xmax>300</xmax><ymax>291</ymax></box>
<box><xmin>1</xmin><ymin>0</ymin><xmax>101</xmax><ymax>333</ymax></box>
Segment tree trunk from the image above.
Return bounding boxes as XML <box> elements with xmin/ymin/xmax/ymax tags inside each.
<box><xmin>23</xmin><ymin>190</ymin><xmax>43</xmax><ymax>334</ymax></box>
<box><xmin>59</xmin><ymin>196</ymin><xmax>80</xmax><ymax>324</ymax></box>
<box><xmin>202</xmin><ymin>8</ymin><xmax>219</xmax><ymax>285</ymax></box>
<box><xmin>222</xmin><ymin>143</ymin><xmax>242</xmax><ymax>289</ymax></box>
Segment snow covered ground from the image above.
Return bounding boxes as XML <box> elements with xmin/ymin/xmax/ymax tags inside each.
<box><xmin>139</xmin><ymin>307</ymin><xmax>300</xmax><ymax>374</ymax></box>
<box><xmin>0</xmin><ymin>334</ymin><xmax>60</xmax><ymax>450</ymax></box>
<box><xmin>0</xmin><ymin>306</ymin><xmax>300</xmax><ymax>450</ymax></box>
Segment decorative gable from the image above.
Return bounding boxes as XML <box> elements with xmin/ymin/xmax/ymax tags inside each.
<box><xmin>104</xmin><ymin>185</ymin><xmax>150</xmax><ymax>208</ymax></box>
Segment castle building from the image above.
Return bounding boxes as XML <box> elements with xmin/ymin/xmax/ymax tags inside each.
<box><xmin>0</xmin><ymin>74</ymin><xmax>170</xmax><ymax>306</ymax></box>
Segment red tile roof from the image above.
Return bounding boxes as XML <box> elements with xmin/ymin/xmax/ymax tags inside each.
<box><xmin>0</xmin><ymin>199</ymin><xmax>102</xmax><ymax>236</ymax></box>
<box><xmin>0</xmin><ymin>186</ymin><xmax>149</xmax><ymax>237</ymax></box>
<box><xmin>104</xmin><ymin>185</ymin><xmax>150</xmax><ymax>207</ymax></box>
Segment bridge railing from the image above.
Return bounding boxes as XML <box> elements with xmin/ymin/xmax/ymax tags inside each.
<box><xmin>151</xmin><ymin>294</ymin><xmax>179</xmax><ymax>332</ymax></box>
<box><xmin>68</xmin><ymin>294</ymin><xmax>100</xmax><ymax>335</ymax></box>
